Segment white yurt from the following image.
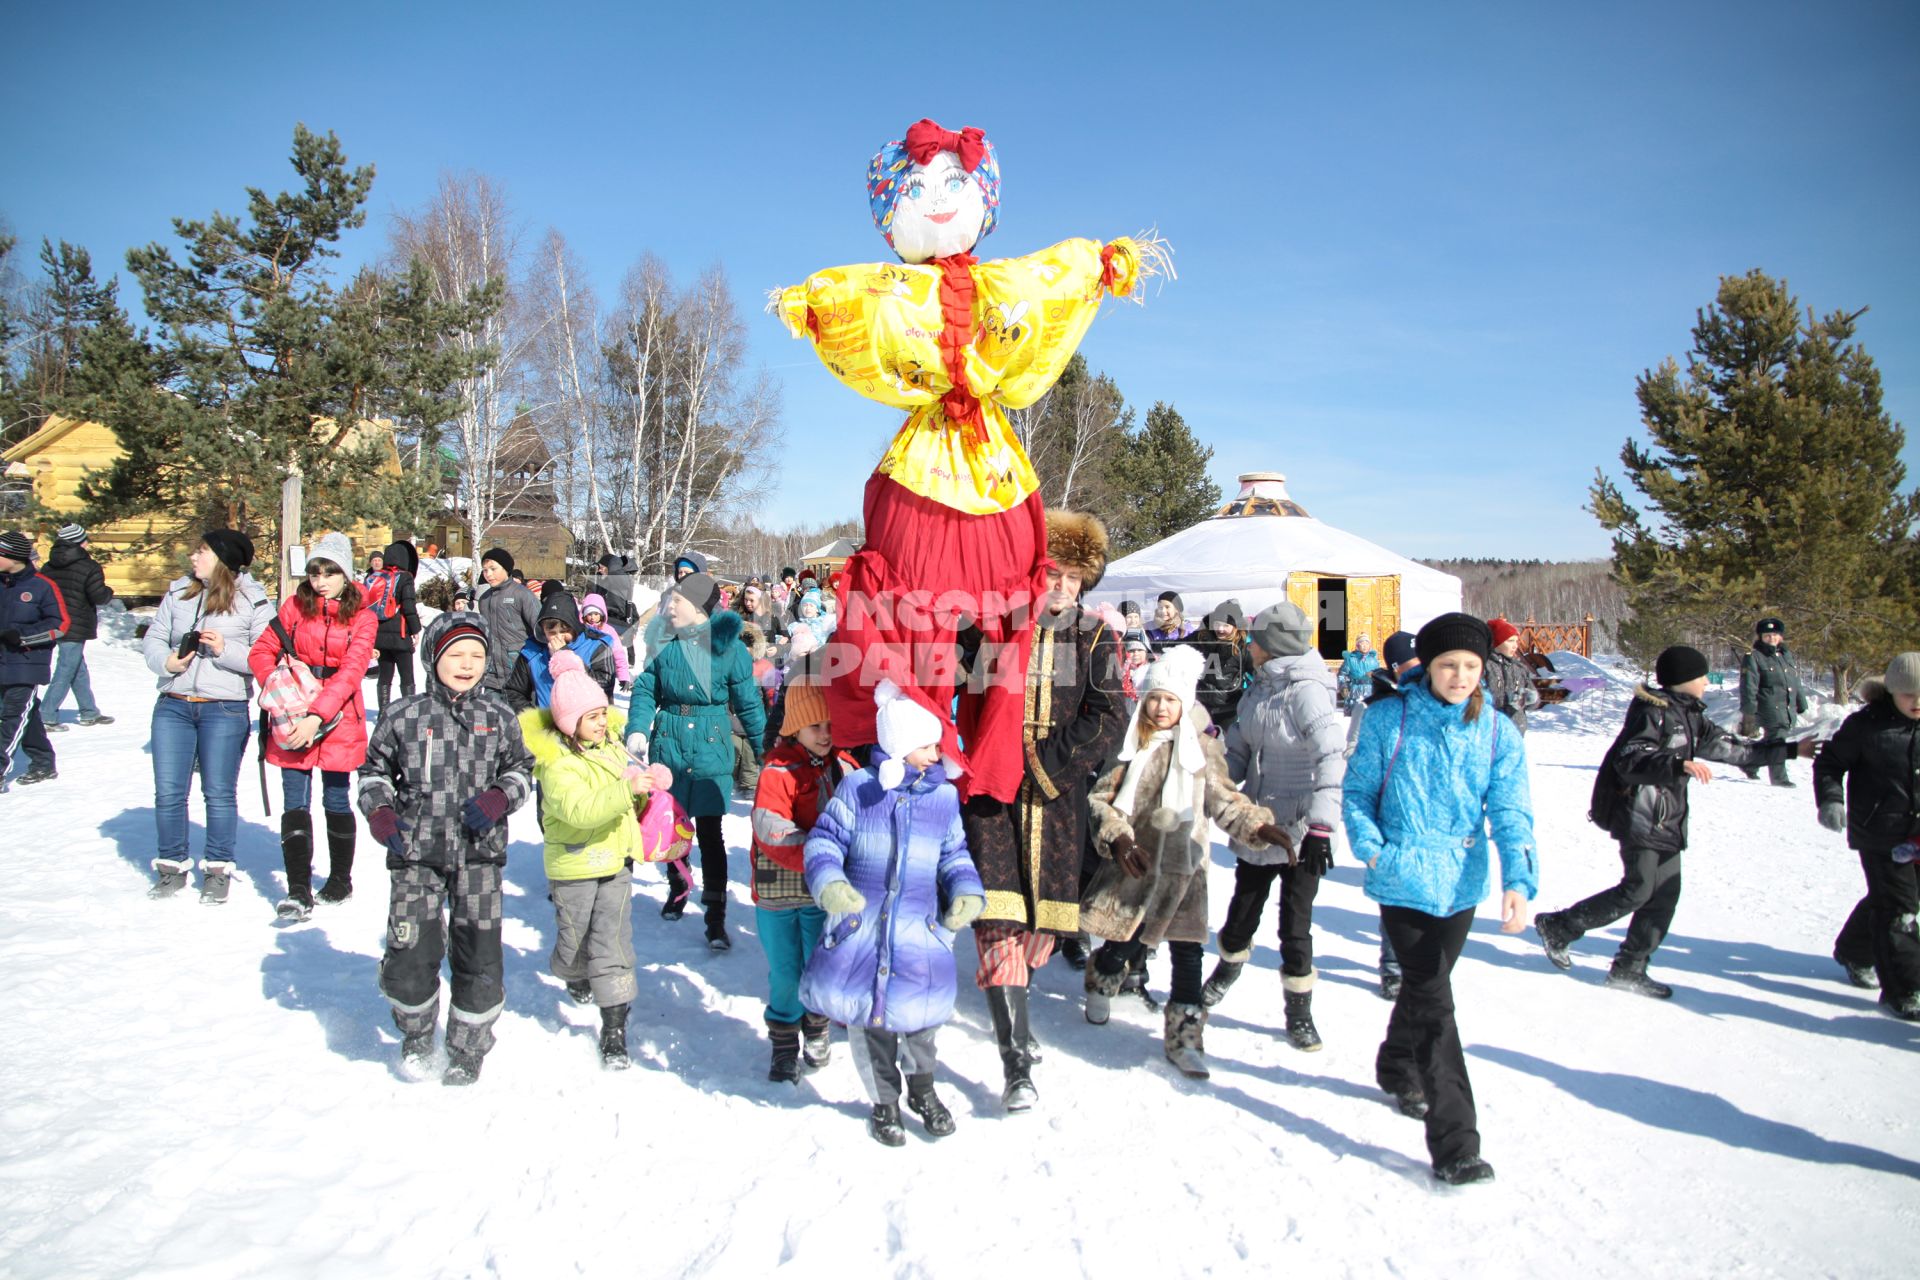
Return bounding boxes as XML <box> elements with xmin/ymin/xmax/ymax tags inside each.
<box><xmin>1088</xmin><ymin>472</ymin><xmax>1463</xmax><ymax>661</ymax></box>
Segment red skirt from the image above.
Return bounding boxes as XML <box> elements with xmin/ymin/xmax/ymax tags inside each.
<box><xmin>822</xmin><ymin>474</ymin><xmax>1050</xmax><ymax>803</ymax></box>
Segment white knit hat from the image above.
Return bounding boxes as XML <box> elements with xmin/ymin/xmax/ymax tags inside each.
<box><xmin>1138</xmin><ymin>644</ymin><xmax>1206</xmax><ymax>709</ymax></box>
<box><xmin>874</xmin><ymin>679</ymin><xmax>944</xmax><ymax>791</ymax></box>
<box><xmin>304</xmin><ymin>531</ymin><xmax>354</xmax><ymax>576</ymax></box>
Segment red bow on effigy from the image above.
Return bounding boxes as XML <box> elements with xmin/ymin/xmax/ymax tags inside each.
<box><xmin>903</xmin><ymin>119</ymin><xmax>987</xmax><ymax>173</ymax></box>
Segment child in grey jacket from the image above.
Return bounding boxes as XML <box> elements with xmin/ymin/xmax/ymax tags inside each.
<box><xmin>1209</xmin><ymin>603</ymin><xmax>1348</xmax><ymax>1051</ymax></box>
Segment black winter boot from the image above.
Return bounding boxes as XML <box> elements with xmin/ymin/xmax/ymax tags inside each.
<box><xmin>801</xmin><ymin>1012</ymin><xmax>832</xmax><ymax>1069</ymax></box>
<box><xmin>661</xmin><ymin>859</ymin><xmax>691</xmax><ymax>920</ymax></box>
<box><xmin>1201</xmin><ymin>947</ymin><xmax>1250</xmax><ymax>1008</ymax></box>
<box><xmin>318</xmin><ymin>810</ymin><xmax>356</xmax><ymax>903</ymax></box>
<box><xmin>275</xmin><ymin>811</ymin><xmax>314</xmax><ymax>922</ymax></box>
<box><xmin>600</xmin><ymin>1003</ymin><xmax>631</xmax><ymax>1070</ymax></box>
<box><xmin>703</xmin><ymin>893</ymin><xmax>730</xmax><ymax>951</ymax></box>
<box><xmin>1434</xmin><ymin>1156</ymin><xmax>1496</xmax><ymax>1186</ymax></box>
<box><xmin>767</xmin><ymin>1017</ymin><xmax>802</xmax><ymax>1084</ymax></box>
<box><xmin>905</xmin><ymin>1074</ymin><xmax>956</xmax><ymax>1138</ymax></box>
<box><xmin>1058</xmin><ymin>933</ymin><xmax>1089</xmax><ymax>971</ymax></box>
<box><xmin>1606</xmin><ymin>960</ymin><xmax>1674</xmax><ymax>1000</ymax></box>
<box><xmin>1282</xmin><ymin>972</ymin><xmax>1323</xmax><ymax>1051</ymax></box>
<box><xmin>985</xmin><ymin>985</ymin><xmax>1037</xmax><ymax>1112</ymax></box>
<box><xmin>867</xmin><ymin>1103</ymin><xmax>906</xmax><ymax>1147</ymax></box>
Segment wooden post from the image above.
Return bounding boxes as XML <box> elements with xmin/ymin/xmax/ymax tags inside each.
<box><xmin>280</xmin><ymin>471</ymin><xmax>303</xmax><ymax>604</ymax></box>
<box><xmin>1582</xmin><ymin>613</ymin><xmax>1595</xmax><ymax>658</ymax></box>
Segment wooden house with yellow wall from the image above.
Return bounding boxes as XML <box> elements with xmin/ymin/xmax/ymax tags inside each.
<box><xmin>2</xmin><ymin>414</ymin><xmax>401</xmax><ymax>599</ymax></box>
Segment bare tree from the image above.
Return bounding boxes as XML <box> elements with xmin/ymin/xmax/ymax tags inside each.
<box><xmin>1054</xmin><ymin>369</ymin><xmax>1127</xmax><ymax>509</ymax></box>
<box><xmin>526</xmin><ymin>228</ymin><xmax>615</xmax><ymax>553</ymax></box>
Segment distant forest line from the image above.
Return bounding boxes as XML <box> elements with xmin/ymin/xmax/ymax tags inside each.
<box><xmin>1420</xmin><ymin>558</ymin><xmax>1626</xmax><ymax>653</ymax></box>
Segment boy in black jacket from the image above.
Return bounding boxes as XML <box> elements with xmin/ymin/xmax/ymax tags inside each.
<box><xmin>1535</xmin><ymin>645</ymin><xmax>1811</xmax><ymax>998</ymax></box>
<box><xmin>1816</xmin><ymin>653</ymin><xmax>1920</xmax><ymax>1019</ymax></box>
<box><xmin>360</xmin><ymin>612</ymin><xmax>535</xmax><ymax>1084</ymax></box>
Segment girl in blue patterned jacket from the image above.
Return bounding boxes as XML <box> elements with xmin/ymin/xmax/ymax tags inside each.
<box><xmin>1343</xmin><ymin>612</ymin><xmax>1536</xmax><ymax>1189</ymax></box>
<box><xmin>800</xmin><ymin>682</ymin><xmax>985</xmax><ymax>1147</ymax></box>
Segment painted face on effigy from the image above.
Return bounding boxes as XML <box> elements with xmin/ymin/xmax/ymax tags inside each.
<box><xmin>889</xmin><ymin>152</ymin><xmax>988</xmax><ymax>264</ymax></box>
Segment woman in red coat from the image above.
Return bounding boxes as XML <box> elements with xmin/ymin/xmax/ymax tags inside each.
<box><xmin>248</xmin><ymin>532</ymin><xmax>377</xmax><ymax>920</ymax></box>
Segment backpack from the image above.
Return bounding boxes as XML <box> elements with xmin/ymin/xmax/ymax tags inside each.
<box><xmin>362</xmin><ymin>569</ymin><xmax>403</xmax><ymax>625</ymax></box>
<box><xmin>258</xmin><ymin>616</ymin><xmax>344</xmax><ymax>752</ymax></box>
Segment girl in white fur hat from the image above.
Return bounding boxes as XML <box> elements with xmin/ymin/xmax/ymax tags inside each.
<box><xmin>1082</xmin><ymin>645</ymin><xmax>1289</xmax><ymax>1079</ymax></box>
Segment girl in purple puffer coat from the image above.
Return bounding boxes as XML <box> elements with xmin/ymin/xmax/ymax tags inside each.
<box><xmin>801</xmin><ymin>682</ymin><xmax>985</xmax><ymax>1147</ymax></box>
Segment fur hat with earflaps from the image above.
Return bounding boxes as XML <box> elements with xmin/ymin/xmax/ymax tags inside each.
<box><xmin>1044</xmin><ymin>509</ymin><xmax>1109</xmax><ymax>591</ymax></box>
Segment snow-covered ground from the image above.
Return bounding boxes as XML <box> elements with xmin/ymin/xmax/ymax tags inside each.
<box><xmin>1</xmin><ymin>638</ymin><xmax>1912</xmax><ymax>1279</ymax></box>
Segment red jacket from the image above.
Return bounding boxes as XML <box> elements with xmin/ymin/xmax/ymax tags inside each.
<box><xmin>249</xmin><ymin>596</ymin><xmax>378</xmax><ymax>772</ymax></box>
<box><xmin>750</xmin><ymin>740</ymin><xmax>857</xmax><ymax>904</ymax></box>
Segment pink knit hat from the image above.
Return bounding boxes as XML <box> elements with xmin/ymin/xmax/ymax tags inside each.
<box><xmin>549</xmin><ymin>650</ymin><xmax>608</xmax><ymax>737</ymax></box>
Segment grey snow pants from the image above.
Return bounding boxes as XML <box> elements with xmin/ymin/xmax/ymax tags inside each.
<box><xmin>549</xmin><ymin>866</ymin><xmax>638</xmax><ymax>1007</ymax></box>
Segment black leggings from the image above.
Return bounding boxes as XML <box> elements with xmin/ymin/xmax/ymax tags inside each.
<box><xmin>1096</xmin><ymin>937</ymin><xmax>1204</xmax><ymax>1006</ymax></box>
<box><xmin>375</xmin><ymin>650</ymin><xmax>415</xmax><ymax>710</ymax></box>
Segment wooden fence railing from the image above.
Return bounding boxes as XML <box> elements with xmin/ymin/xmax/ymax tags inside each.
<box><xmin>1517</xmin><ymin>615</ymin><xmax>1594</xmax><ymax>658</ymax></box>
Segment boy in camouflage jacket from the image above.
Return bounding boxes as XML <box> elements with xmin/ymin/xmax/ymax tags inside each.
<box><xmin>360</xmin><ymin>612</ymin><xmax>535</xmax><ymax>1085</ymax></box>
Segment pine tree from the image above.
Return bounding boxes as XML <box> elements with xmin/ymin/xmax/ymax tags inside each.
<box><xmin>1103</xmin><ymin>401</ymin><xmax>1221</xmax><ymax>555</ymax></box>
<box><xmin>1590</xmin><ymin>270</ymin><xmax>1918</xmax><ymax>689</ymax></box>
<box><xmin>73</xmin><ymin>124</ymin><xmax>497</xmax><ymax>568</ymax></box>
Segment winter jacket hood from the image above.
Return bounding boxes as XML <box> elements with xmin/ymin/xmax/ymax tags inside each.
<box><xmin>143</xmin><ymin>573</ymin><xmax>271</xmax><ymax>701</ymax></box>
<box><xmin>382</xmin><ymin>540</ymin><xmax>419</xmax><ymax>577</ymax></box>
<box><xmin>1342</xmin><ymin>679</ymin><xmax>1538</xmax><ymax>915</ymax></box>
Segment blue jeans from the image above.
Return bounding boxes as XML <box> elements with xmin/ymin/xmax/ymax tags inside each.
<box><xmin>151</xmin><ymin>695</ymin><xmax>252</xmax><ymax>862</ymax></box>
<box><xmin>756</xmin><ymin>903</ymin><xmax>825</xmax><ymax>1025</ymax></box>
<box><xmin>42</xmin><ymin>640</ymin><xmax>98</xmax><ymax>723</ymax></box>
<box><xmin>282</xmin><ymin>766</ymin><xmax>353</xmax><ymax>815</ymax></box>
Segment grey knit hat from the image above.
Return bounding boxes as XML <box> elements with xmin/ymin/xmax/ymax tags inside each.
<box><xmin>304</xmin><ymin>531</ymin><xmax>354</xmax><ymax>576</ymax></box>
<box><xmin>1250</xmin><ymin>602</ymin><xmax>1315</xmax><ymax>658</ymax></box>
<box><xmin>1886</xmin><ymin>653</ymin><xmax>1920</xmax><ymax>697</ymax></box>
<box><xmin>54</xmin><ymin>523</ymin><xmax>87</xmax><ymax>544</ymax></box>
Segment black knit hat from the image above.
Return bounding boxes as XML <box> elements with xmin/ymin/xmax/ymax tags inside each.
<box><xmin>1755</xmin><ymin>617</ymin><xmax>1785</xmax><ymax>637</ymax></box>
<box><xmin>481</xmin><ymin>546</ymin><xmax>515</xmax><ymax>574</ymax></box>
<box><xmin>1157</xmin><ymin>589</ymin><xmax>1183</xmax><ymax>611</ymax></box>
<box><xmin>672</xmin><ymin>571</ymin><xmax>723</xmax><ymax>617</ymax></box>
<box><xmin>1415</xmin><ymin>612</ymin><xmax>1491</xmax><ymax>667</ymax></box>
<box><xmin>1654</xmin><ymin>645</ymin><xmax>1709</xmax><ymax>688</ymax></box>
<box><xmin>0</xmin><ymin>530</ymin><xmax>33</xmax><ymax>561</ymax></box>
<box><xmin>202</xmin><ymin>529</ymin><xmax>255</xmax><ymax>573</ymax></box>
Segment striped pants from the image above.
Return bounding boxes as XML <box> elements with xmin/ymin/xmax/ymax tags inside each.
<box><xmin>0</xmin><ymin>685</ymin><xmax>53</xmax><ymax>780</ymax></box>
<box><xmin>974</xmin><ymin>920</ymin><xmax>1056</xmax><ymax>989</ymax></box>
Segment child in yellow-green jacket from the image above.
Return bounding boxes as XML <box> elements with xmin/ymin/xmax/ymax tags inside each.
<box><xmin>521</xmin><ymin>650</ymin><xmax>655</xmax><ymax>1070</ymax></box>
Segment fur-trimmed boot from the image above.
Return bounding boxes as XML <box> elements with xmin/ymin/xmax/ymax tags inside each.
<box><xmin>985</xmin><ymin>985</ymin><xmax>1037</xmax><ymax>1112</ymax></box>
<box><xmin>275</xmin><ymin>811</ymin><xmax>315</xmax><ymax>922</ymax></box>
<box><xmin>801</xmin><ymin>1012</ymin><xmax>833</xmax><ymax>1069</ymax></box>
<box><xmin>1202</xmin><ymin>946</ymin><xmax>1251</xmax><ymax>1008</ymax></box>
<box><xmin>1283</xmin><ymin>970</ymin><xmax>1323</xmax><ymax>1051</ymax></box>
<box><xmin>318</xmin><ymin>810</ymin><xmax>356</xmax><ymax>903</ymax></box>
<box><xmin>1163</xmin><ymin>1002</ymin><xmax>1210</xmax><ymax>1079</ymax></box>
<box><xmin>1085</xmin><ymin>955</ymin><xmax>1128</xmax><ymax>1026</ymax></box>
<box><xmin>199</xmin><ymin>859</ymin><xmax>234</xmax><ymax>905</ymax></box>
<box><xmin>767</xmin><ymin>1016</ymin><xmax>802</xmax><ymax>1084</ymax></box>
<box><xmin>149</xmin><ymin>856</ymin><xmax>192</xmax><ymax>900</ymax></box>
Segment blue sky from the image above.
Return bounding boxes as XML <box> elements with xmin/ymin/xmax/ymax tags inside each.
<box><xmin>4</xmin><ymin>1</ymin><xmax>1916</xmax><ymax>558</ymax></box>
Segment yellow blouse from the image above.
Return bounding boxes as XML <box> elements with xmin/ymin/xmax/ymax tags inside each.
<box><xmin>776</xmin><ymin>237</ymin><xmax>1145</xmax><ymax>515</ymax></box>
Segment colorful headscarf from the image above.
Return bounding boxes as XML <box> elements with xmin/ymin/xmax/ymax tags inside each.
<box><xmin>868</xmin><ymin>118</ymin><xmax>1002</xmax><ymax>251</ymax></box>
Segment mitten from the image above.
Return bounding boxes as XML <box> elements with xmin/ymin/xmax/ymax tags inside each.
<box><xmin>462</xmin><ymin>787</ymin><xmax>510</xmax><ymax>834</ymax></box>
<box><xmin>1818</xmin><ymin>803</ymin><xmax>1846</xmax><ymax>833</ymax></box>
<box><xmin>0</xmin><ymin>628</ymin><xmax>22</xmax><ymax>652</ymax></box>
<box><xmin>625</xmin><ymin>732</ymin><xmax>648</xmax><ymax>761</ymax></box>
<box><xmin>1254</xmin><ymin>823</ymin><xmax>1298</xmax><ymax>865</ymax></box>
<box><xmin>1111</xmin><ymin>833</ymin><xmax>1150</xmax><ymax>879</ymax></box>
<box><xmin>367</xmin><ymin>806</ymin><xmax>409</xmax><ymax>858</ymax></box>
<box><xmin>942</xmin><ymin>894</ymin><xmax>986</xmax><ymax>930</ymax></box>
<box><xmin>1300</xmin><ymin>828</ymin><xmax>1335</xmax><ymax>876</ymax></box>
<box><xmin>817</xmin><ymin>880</ymin><xmax>866</xmax><ymax>916</ymax></box>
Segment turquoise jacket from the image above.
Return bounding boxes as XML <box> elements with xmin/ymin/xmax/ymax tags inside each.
<box><xmin>1342</xmin><ymin>679</ymin><xmax>1538</xmax><ymax>916</ymax></box>
<box><xmin>627</xmin><ymin>609</ymin><xmax>766</xmax><ymax>817</ymax></box>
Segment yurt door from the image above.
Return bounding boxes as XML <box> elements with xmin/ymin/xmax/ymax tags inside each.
<box><xmin>1344</xmin><ymin>576</ymin><xmax>1400</xmax><ymax>655</ymax></box>
<box><xmin>1285</xmin><ymin>572</ymin><xmax>1345</xmax><ymax>662</ymax></box>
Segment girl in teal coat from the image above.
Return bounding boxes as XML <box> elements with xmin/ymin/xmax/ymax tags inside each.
<box><xmin>626</xmin><ymin>572</ymin><xmax>767</xmax><ymax>947</ymax></box>
<box><xmin>1342</xmin><ymin>612</ymin><xmax>1536</xmax><ymax>1189</ymax></box>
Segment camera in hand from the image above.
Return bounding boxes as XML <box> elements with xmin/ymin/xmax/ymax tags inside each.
<box><xmin>175</xmin><ymin>630</ymin><xmax>200</xmax><ymax>660</ymax></box>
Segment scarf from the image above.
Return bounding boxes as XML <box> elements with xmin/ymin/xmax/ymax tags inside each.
<box><xmin>1111</xmin><ymin>719</ymin><xmax>1207</xmax><ymax>859</ymax></box>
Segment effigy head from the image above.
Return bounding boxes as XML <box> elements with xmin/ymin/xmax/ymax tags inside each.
<box><xmin>868</xmin><ymin>118</ymin><xmax>1001</xmax><ymax>263</ymax></box>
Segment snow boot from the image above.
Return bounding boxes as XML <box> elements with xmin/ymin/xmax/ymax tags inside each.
<box><xmin>78</xmin><ymin>714</ymin><xmax>115</xmax><ymax>727</ymax></box>
<box><xmin>661</xmin><ymin>859</ymin><xmax>691</xmax><ymax>920</ymax></box>
<box><xmin>1379</xmin><ymin>970</ymin><xmax>1402</xmax><ymax>1001</ymax></box>
<box><xmin>443</xmin><ymin>1050</ymin><xmax>484</xmax><ymax>1086</ymax></box>
<box><xmin>149</xmin><ymin>856</ymin><xmax>192</xmax><ymax>900</ymax></box>
<box><xmin>18</xmin><ymin>765</ymin><xmax>55</xmax><ymax>786</ymax></box>
<box><xmin>275</xmin><ymin>811</ymin><xmax>315</xmax><ymax>922</ymax></box>
<box><xmin>1881</xmin><ymin>991</ymin><xmax>1920</xmax><ymax>1021</ymax></box>
<box><xmin>1535</xmin><ymin>911</ymin><xmax>1577</xmax><ymax>970</ymax></box>
<box><xmin>1163</xmin><ymin>1002</ymin><xmax>1210</xmax><ymax>1079</ymax></box>
<box><xmin>767</xmin><ymin>1017</ymin><xmax>802</xmax><ymax>1084</ymax></box>
<box><xmin>1058</xmin><ymin>933</ymin><xmax>1089</xmax><ymax>972</ymax></box>
<box><xmin>1201</xmin><ymin>947</ymin><xmax>1250</xmax><ymax>1008</ymax></box>
<box><xmin>1433</xmin><ymin>1156</ymin><xmax>1496</xmax><ymax>1186</ymax></box>
<box><xmin>199</xmin><ymin>860</ymin><xmax>234</xmax><ymax>905</ymax></box>
<box><xmin>985</xmin><ymin>985</ymin><xmax>1037</xmax><ymax>1112</ymax></box>
<box><xmin>1085</xmin><ymin>956</ymin><xmax>1127</xmax><ymax>1026</ymax></box>
<box><xmin>867</xmin><ymin>1102</ymin><xmax>907</xmax><ymax>1147</ymax></box>
<box><xmin>1383</xmin><ymin>1080</ymin><xmax>1429</xmax><ymax>1119</ymax></box>
<box><xmin>1834</xmin><ymin>949</ymin><xmax>1879</xmax><ymax>990</ymax></box>
<box><xmin>905</xmin><ymin>1075</ymin><xmax>956</xmax><ymax>1138</ymax></box>
<box><xmin>317</xmin><ymin>811</ymin><xmax>356</xmax><ymax>904</ymax></box>
<box><xmin>1605</xmin><ymin>961</ymin><xmax>1674</xmax><ymax>1000</ymax></box>
<box><xmin>600</xmin><ymin>1004</ymin><xmax>631</xmax><ymax>1070</ymax></box>
<box><xmin>705</xmin><ymin>907</ymin><xmax>732</xmax><ymax>952</ymax></box>
<box><xmin>801</xmin><ymin>1012</ymin><xmax>833</xmax><ymax>1069</ymax></box>
<box><xmin>401</xmin><ymin>1029</ymin><xmax>436</xmax><ymax>1072</ymax></box>
<box><xmin>565</xmin><ymin>980</ymin><xmax>594</xmax><ymax>1005</ymax></box>
<box><xmin>1283</xmin><ymin>972</ymin><xmax>1323</xmax><ymax>1051</ymax></box>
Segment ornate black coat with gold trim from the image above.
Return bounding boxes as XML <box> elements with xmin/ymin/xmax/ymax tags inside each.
<box><xmin>962</xmin><ymin>604</ymin><xmax>1125</xmax><ymax>934</ymax></box>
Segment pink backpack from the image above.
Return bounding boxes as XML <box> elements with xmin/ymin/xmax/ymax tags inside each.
<box><xmin>633</xmin><ymin>764</ymin><xmax>694</xmax><ymax>863</ymax></box>
<box><xmin>258</xmin><ymin>616</ymin><xmax>343</xmax><ymax>751</ymax></box>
